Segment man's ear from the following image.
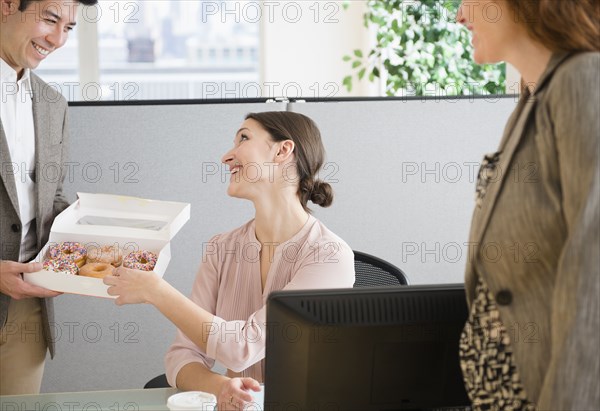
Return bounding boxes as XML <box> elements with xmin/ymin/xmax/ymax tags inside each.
<box><xmin>1</xmin><ymin>0</ymin><xmax>18</xmax><ymax>17</ymax></box>
<box><xmin>275</xmin><ymin>140</ymin><xmax>295</xmax><ymax>163</ymax></box>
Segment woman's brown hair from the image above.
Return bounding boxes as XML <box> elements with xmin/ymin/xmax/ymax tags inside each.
<box><xmin>505</xmin><ymin>0</ymin><xmax>600</xmax><ymax>52</ymax></box>
<box><xmin>245</xmin><ymin>111</ymin><xmax>333</xmax><ymax>212</ymax></box>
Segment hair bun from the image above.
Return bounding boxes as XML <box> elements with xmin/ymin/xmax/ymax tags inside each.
<box><xmin>310</xmin><ymin>180</ymin><xmax>333</xmax><ymax>208</ymax></box>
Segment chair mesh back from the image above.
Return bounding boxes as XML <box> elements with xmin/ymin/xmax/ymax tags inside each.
<box><xmin>354</xmin><ymin>260</ymin><xmax>403</xmax><ymax>287</ymax></box>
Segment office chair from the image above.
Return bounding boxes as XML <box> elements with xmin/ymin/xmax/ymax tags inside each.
<box><xmin>353</xmin><ymin>250</ymin><xmax>409</xmax><ymax>287</ymax></box>
<box><xmin>144</xmin><ymin>373</ymin><xmax>170</xmax><ymax>389</ymax></box>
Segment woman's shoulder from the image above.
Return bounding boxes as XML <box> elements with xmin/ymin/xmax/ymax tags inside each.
<box><xmin>302</xmin><ymin>218</ymin><xmax>354</xmax><ymax>259</ymax></box>
<box><xmin>542</xmin><ymin>51</ymin><xmax>599</xmax><ymax>117</ymax></box>
<box><xmin>206</xmin><ymin>220</ymin><xmax>256</xmax><ymax>245</ymax></box>
<box><xmin>308</xmin><ymin>217</ymin><xmax>350</xmax><ymax>242</ymax></box>
<box><xmin>562</xmin><ymin>51</ymin><xmax>600</xmax><ymax>68</ymax></box>
<box><xmin>551</xmin><ymin>52</ymin><xmax>600</xmax><ymax>91</ymax></box>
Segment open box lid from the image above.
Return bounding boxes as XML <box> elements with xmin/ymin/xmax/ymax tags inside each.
<box><xmin>51</xmin><ymin>193</ymin><xmax>191</xmax><ymax>242</ymax></box>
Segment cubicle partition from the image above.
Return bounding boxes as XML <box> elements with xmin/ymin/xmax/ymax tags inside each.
<box><xmin>42</xmin><ymin>96</ymin><xmax>517</xmax><ymax>393</ymax></box>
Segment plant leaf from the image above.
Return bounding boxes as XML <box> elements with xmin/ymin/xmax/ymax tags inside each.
<box><xmin>342</xmin><ymin>75</ymin><xmax>353</xmax><ymax>92</ymax></box>
<box><xmin>344</xmin><ymin>0</ymin><xmax>505</xmax><ymax>96</ymax></box>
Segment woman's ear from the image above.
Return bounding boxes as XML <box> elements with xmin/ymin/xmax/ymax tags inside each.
<box><xmin>276</xmin><ymin>140</ymin><xmax>295</xmax><ymax>163</ymax></box>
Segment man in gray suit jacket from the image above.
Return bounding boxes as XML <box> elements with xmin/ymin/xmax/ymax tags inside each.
<box><xmin>0</xmin><ymin>0</ymin><xmax>97</xmax><ymax>395</ymax></box>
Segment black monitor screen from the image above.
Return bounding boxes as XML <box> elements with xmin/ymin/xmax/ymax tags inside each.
<box><xmin>264</xmin><ymin>284</ymin><xmax>471</xmax><ymax>411</ymax></box>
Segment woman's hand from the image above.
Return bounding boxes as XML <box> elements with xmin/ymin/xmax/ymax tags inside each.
<box><xmin>104</xmin><ymin>266</ymin><xmax>163</xmax><ymax>305</ymax></box>
<box><xmin>218</xmin><ymin>377</ymin><xmax>261</xmax><ymax>410</ymax></box>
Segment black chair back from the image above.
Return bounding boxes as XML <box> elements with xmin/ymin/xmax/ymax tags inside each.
<box><xmin>353</xmin><ymin>250</ymin><xmax>409</xmax><ymax>287</ymax></box>
<box><xmin>144</xmin><ymin>373</ymin><xmax>169</xmax><ymax>389</ymax></box>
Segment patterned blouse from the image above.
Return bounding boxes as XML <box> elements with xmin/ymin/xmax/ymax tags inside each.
<box><xmin>459</xmin><ymin>277</ymin><xmax>536</xmax><ymax>410</ymax></box>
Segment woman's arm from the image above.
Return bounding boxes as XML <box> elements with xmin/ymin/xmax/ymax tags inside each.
<box><xmin>104</xmin><ymin>262</ymin><xmax>215</xmax><ymax>354</ymax></box>
<box><xmin>537</xmin><ymin>52</ymin><xmax>600</xmax><ymax>409</ymax></box>
<box><xmin>149</xmin><ymin>278</ymin><xmax>214</xmax><ymax>353</ymax></box>
<box><xmin>105</xmin><ymin>263</ymin><xmax>266</xmax><ymax>371</ymax></box>
<box><xmin>173</xmin><ymin>359</ymin><xmax>260</xmax><ymax>410</ymax></box>
<box><xmin>175</xmin><ymin>362</ymin><xmax>229</xmax><ymax>392</ymax></box>
<box><xmin>105</xmin><ymin>239</ymin><xmax>355</xmax><ymax>372</ymax></box>
<box><xmin>195</xmin><ymin>240</ymin><xmax>355</xmax><ymax>371</ymax></box>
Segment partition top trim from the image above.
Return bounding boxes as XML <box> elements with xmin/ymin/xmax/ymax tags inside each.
<box><xmin>68</xmin><ymin>95</ymin><xmax>518</xmax><ymax>108</ymax></box>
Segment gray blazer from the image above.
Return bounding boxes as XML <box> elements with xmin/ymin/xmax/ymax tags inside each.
<box><xmin>465</xmin><ymin>52</ymin><xmax>600</xmax><ymax>409</ymax></box>
<box><xmin>0</xmin><ymin>72</ymin><xmax>71</xmax><ymax>358</ymax></box>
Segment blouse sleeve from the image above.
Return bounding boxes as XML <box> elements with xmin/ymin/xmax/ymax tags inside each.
<box><xmin>164</xmin><ymin>236</ymin><xmax>221</xmax><ymax>387</ymax></box>
<box><xmin>205</xmin><ymin>241</ymin><xmax>355</xmax><ymax>373</ymax></box>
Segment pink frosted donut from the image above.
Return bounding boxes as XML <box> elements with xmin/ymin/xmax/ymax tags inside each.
<box><xmin>43</xmin><ymin>258</ymin><xmax>79</xmax><ymax>275</ymax></box>
<box><xmin>48</xmin><ymin>242</ymin><xmax>87</xmax><ymax>267</ymax></box>
<box><xmin>87</xmin><ymin>245</ymin><xmax>123</xmax><ymax>267</ymax></box>
<box><xmin>123</xmin><ymin>250</ymin><xmax>157</xmax><ymax>271</ymax></box>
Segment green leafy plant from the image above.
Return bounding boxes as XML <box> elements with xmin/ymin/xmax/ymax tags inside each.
<box><xmin>344</xmin><ymin>0</ymin><xmax>505</xmax><ymax>96</ymax></box>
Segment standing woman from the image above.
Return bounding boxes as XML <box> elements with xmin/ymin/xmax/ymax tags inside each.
<box><xmin>456</xmin><ymin>1</ymin><xmax>599</xmax><ymax>410</ymax></box>
<box><xmin>105</xmin><ymin>112</ymin><xmax>355</xmax><ymax>410</ymax></box>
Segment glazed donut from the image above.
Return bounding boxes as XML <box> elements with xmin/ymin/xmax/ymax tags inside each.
<box><xmin>123</xmin><ymin>250</ymin><xmax>157</xmax><ymax>271</ymax></box>
<box><xmin>87</xmin><ymin>245</ymin><xmax>123</xmax><ymax>267</ymax></box>
<box><xmin>48</xmin><ymin>242</ymin><xmax>87</xmax><ymax>267</ymax></box>
<box><xmin>80</xmin><ymin>263</ymin><xmax>114</xmax><ymax>279</ymax></box>
<box><xmin>43</xmin><ymin>258</ymin><xmax>79</xmax><ymax>275</ymax></box>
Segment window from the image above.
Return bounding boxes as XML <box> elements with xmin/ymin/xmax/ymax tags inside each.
<box><xmin>35</xmin><ymin>1</ymin><xmax>509</xmax><ymax>101</ymax></box>
<box><xmin>37</xmin><ymin>0</ymin><xmax>261</xmax><ymax>101</ymax></box>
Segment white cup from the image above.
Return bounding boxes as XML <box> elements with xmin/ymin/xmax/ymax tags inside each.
<box><xmin>167</xmin><ymin>391</ymin><xmax>217</xmax><ymax>410</ymax></box>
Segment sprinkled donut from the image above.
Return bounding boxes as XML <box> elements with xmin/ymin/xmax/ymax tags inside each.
<box><xmin>48</xmin><ymin>242</ymin><xmax>87</xmax><ymax>267</ymax></box>
<box><xmin>43</xmin><ymin>258</ymin><xmax>79</xmax><ymax>275</ymax></box>
<box><xmin>80</xmin><ymin>262</ymin><xmax>114</xmax><ymax>279</ymax></box>
<box><xmin>123</xmin><ymin>250</ymin><xmax>157</xmax><ymax>271</ymax></box>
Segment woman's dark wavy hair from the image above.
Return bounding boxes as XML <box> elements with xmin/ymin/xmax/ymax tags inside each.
<box><xmin>245</xmin><ymin>112</ymin><xmax>334</xmax><ymax>212</ymax></box>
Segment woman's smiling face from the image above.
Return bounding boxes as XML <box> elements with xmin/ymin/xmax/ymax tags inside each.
<box><xmin>221</xmin><ymin>118</ymin><xmax>282</xmax><ymax>199</ymax></box>
<box><xmin>456</xmin><ymin>0</ymin><xmax>524</xmax><ymax>64</ymax></box>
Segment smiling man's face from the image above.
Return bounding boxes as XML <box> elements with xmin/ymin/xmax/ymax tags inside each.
<box><xmin>0</xmin><ymin>0</ymin><xmax>78</xmax><ymax>77</ymax></box>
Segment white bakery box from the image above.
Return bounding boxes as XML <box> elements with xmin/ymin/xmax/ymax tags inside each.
<box><xmin>24</xmin><ymin>193</ymin><xmax>190</xmax><ymax>299</ymax></box>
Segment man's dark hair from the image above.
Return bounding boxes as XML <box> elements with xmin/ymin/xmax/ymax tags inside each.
<box><xmin>19</xmin><ymin>0</ymin><xmax>98</xmax><ymax>12</ymax></box>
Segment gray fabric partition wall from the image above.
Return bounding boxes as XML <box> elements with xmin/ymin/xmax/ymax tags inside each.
<box><xmin>289</xmin><ymin>97</ymin><xmax>517</xmax><ymax>284</ymax></box>
<box><xmin>41</xmin><ymin>97</ymin><xmax>517</xmax><ymax>393</ymax></box>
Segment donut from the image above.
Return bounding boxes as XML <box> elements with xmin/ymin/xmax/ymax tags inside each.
<box><xmin>80</xmin><ymin>263</ymin><xmax>114</xmax><ymax>279</ymax></box>
<box><xmin>123</xmin><ymin>250</ymin><xmax>157</xmax><ymax>271</ymax></box>
<box><xmin>43</xmin><ymin>258</ymin><xmax>78</xmax><ymax>275</ymax></box>
<box><xmin>87</xmin><ymin>245</ymin><xmax>123</xmax><ymax>267</ymax></box>
<box><xmin>48</xmin><ymin>242</ymin><xmax>87</xmax><ymax>267</ymax></box>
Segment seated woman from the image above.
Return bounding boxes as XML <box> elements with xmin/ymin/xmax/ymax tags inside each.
<box><xmin>104</xmin><ymin>111</ymin><xmax>355</xmax><ymax>409</ymax></box>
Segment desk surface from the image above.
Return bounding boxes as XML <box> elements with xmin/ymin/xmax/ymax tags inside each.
<box><xmin>0</xmin><ymin>388</ymin><xmax>178</xmax><ymax>410</ymax></box>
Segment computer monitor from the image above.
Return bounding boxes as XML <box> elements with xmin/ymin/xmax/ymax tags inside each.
<box><xmin>264</xmin><ymin>284</ymin><xmax>471</xmax><ymax>411</ymax></box>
